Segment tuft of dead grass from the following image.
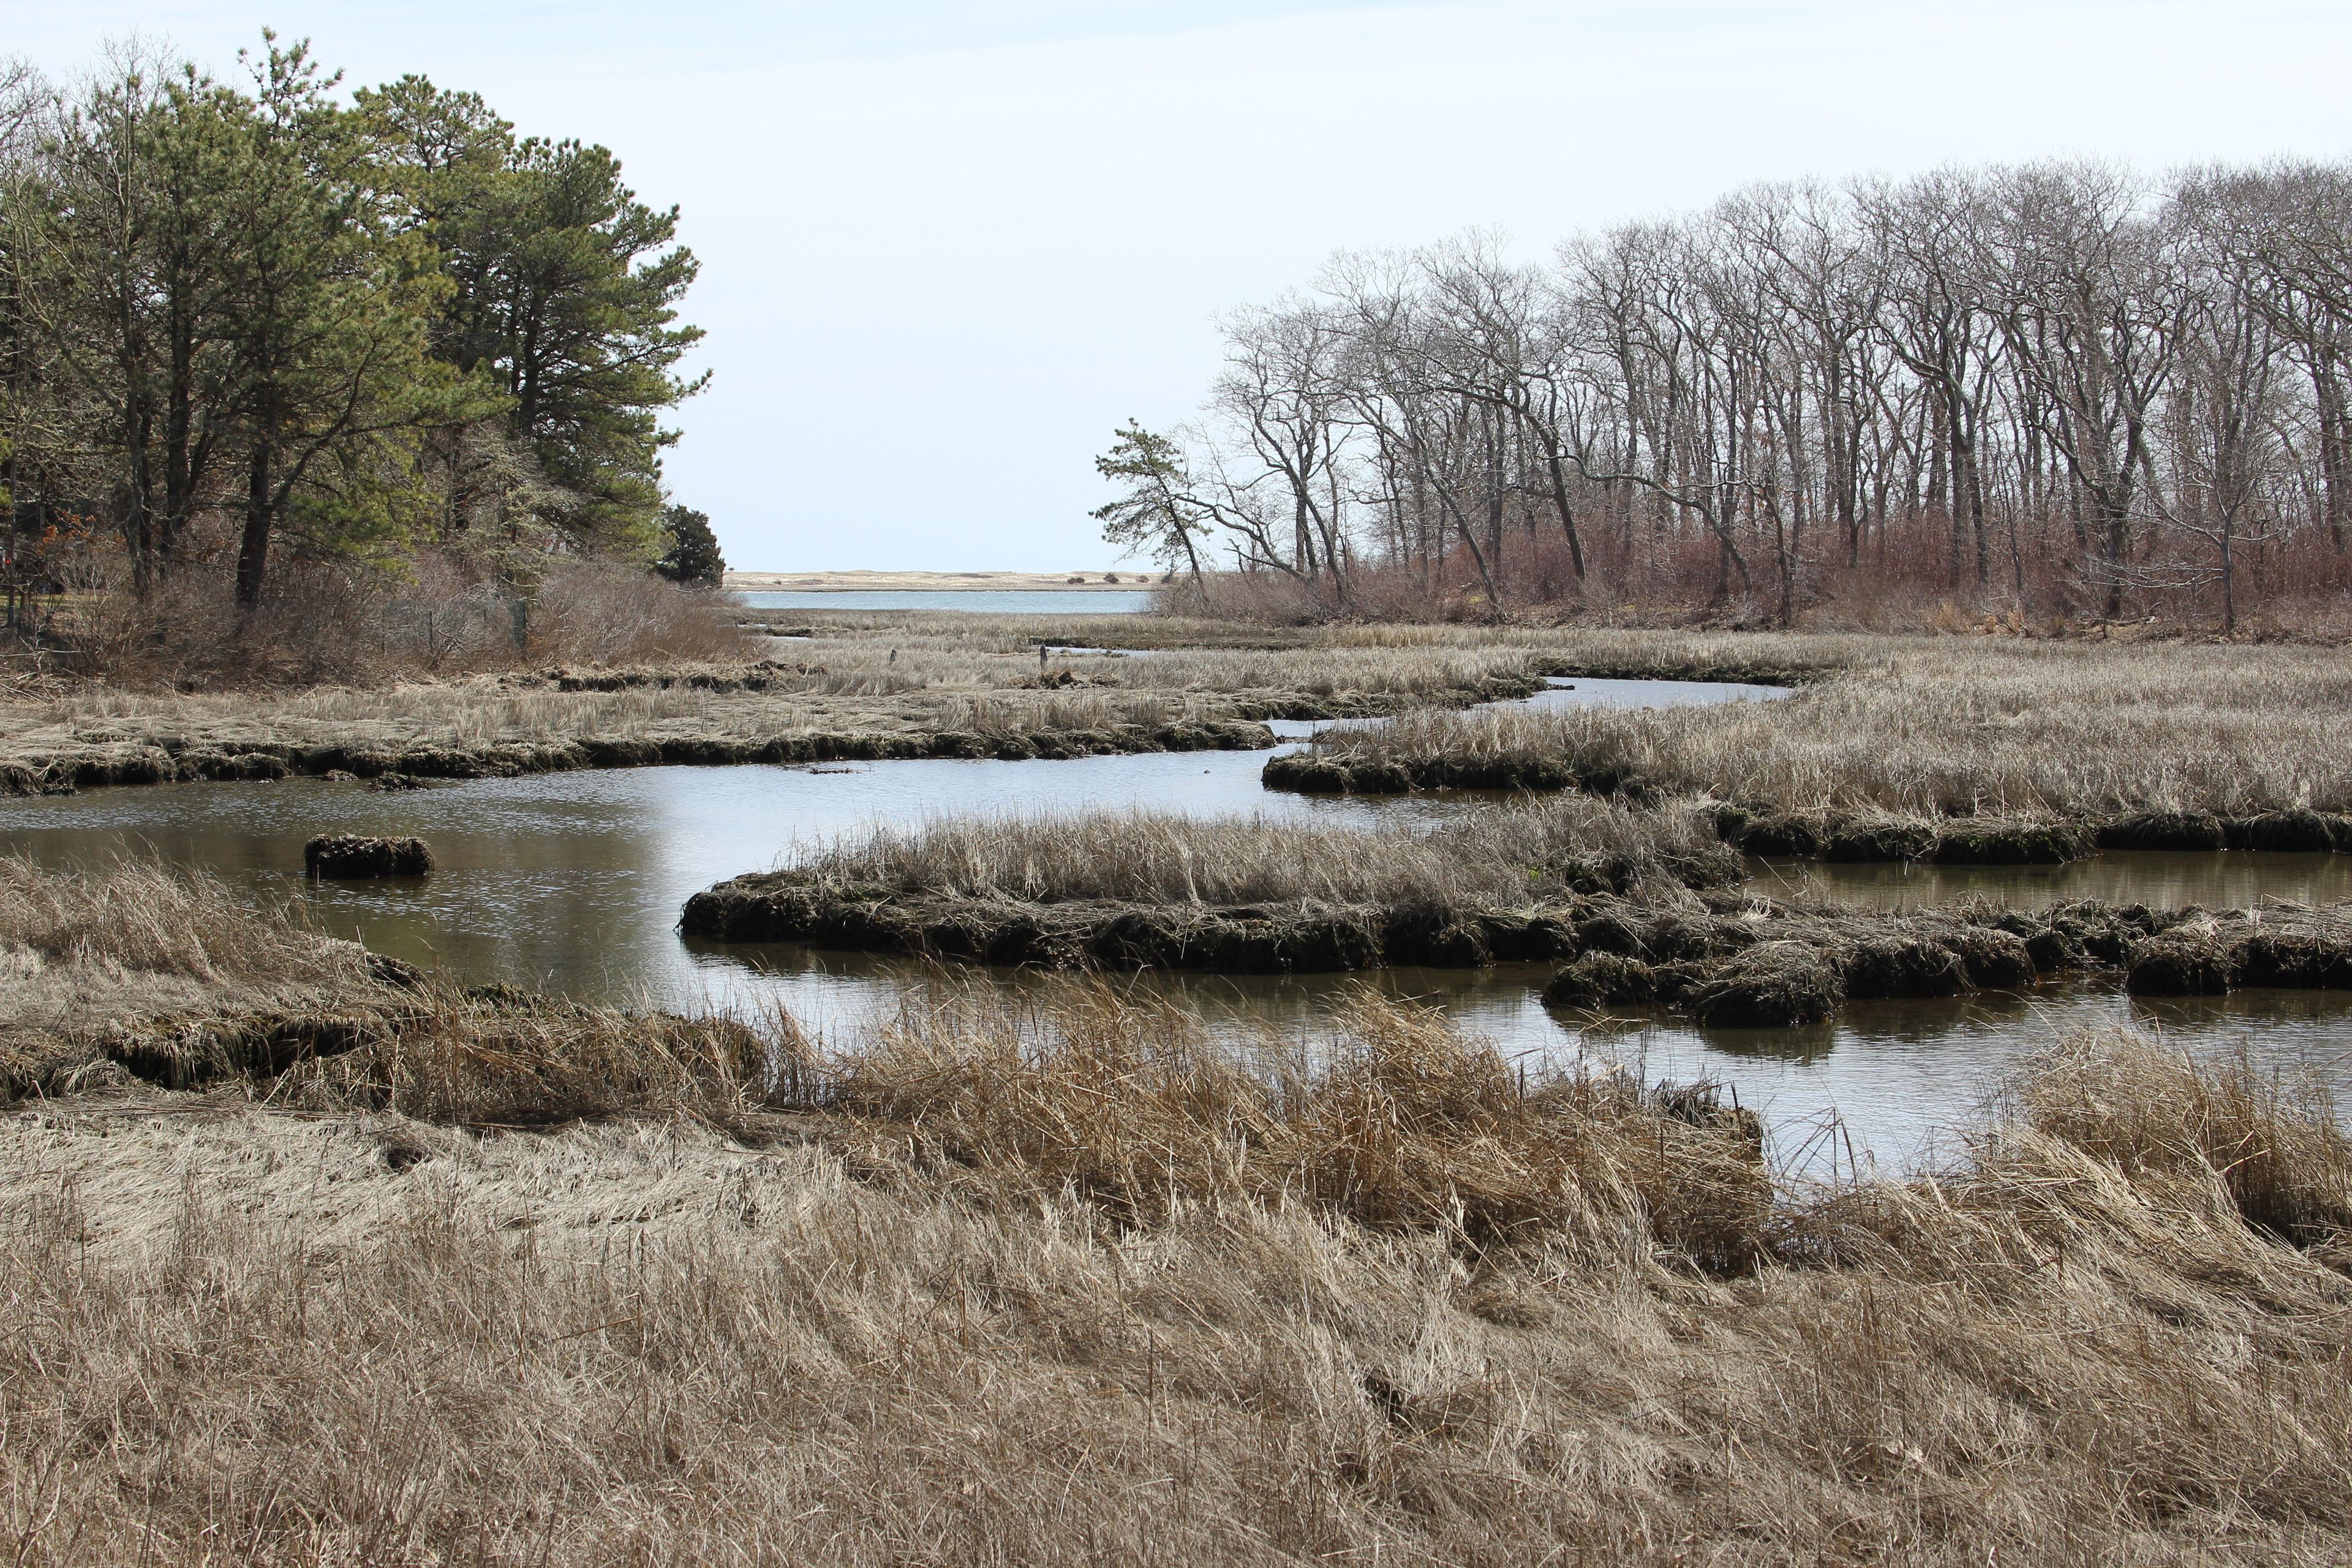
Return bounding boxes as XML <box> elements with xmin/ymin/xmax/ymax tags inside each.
<box><xmin>2013</xmin><ymin>1028</ymin><xmax>2352</xmax><ymax>1246</ymax></box>
<box><xmin>0</xmin><ymin>855</ymin><xmax>363</xmax><ymax>986</ymax></box>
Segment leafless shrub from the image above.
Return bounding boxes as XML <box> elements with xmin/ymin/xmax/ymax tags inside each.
<box><xmin>526</xmin><ymin>560</ymin><xmax>747</xmax><ymax>666</ymax></box>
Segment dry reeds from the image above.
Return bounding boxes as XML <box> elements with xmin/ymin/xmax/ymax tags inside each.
<box><xmin>788</xmin><ymin>799</ymin><xmax>1734</xmax><ymax>909</ymax></box>
<box><xmin>828</xmin><ymin>984</ymin><xmax>1770</xmax><ymax>1266</ymax></box>
<box><xmin>0</xmin><ymin>856</ymin><xmax>365</xmax><ymax>987</ymax></box>
<box><xmin>2012</xmin><ymin>1028</ymin><xmax>2352</xmax><ymax>1245</ymax></box>
<box><xmin>0</xmin><ymin>860</ymin><xmax>787</xmax><ymax>1121</ymax></box>
<box><xmin>1277</xmin><ymin>636</ymin><xmax>2352</xmax><ymax>820</ymax></box>
<box><xmin>3</xmin><ymin>1008</ymin><xmax>2349</xmax><ymax>1564</ymax></box>
<box><xmin>279</xmin><ymin>987</ymin><xmax>788</xmax><ymax>1126</ymax></box>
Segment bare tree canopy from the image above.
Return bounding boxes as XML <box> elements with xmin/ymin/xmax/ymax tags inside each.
<box><xmin>1114</xmin><ymin>160</ymin><xmax>2352</xmax><ymax>628</ymax></box>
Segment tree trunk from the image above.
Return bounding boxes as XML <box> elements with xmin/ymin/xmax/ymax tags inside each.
<box><xmin>236</xmin><ymin>434</ymin><xmax>273</xmax><ymax>611</ymax></box>
<box><xmin>1536</xmin><ymin>442</ymin><xmax>1588</xmax><ymax>582</ymax></box>
<box><xmin>2316</xmin><ymin>349</ymin><xmax>2348</xmax><ymax>551</ymax></box>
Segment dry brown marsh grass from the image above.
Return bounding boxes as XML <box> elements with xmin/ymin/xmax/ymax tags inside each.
<box><xmin>0</xmin><ymin>856</ymin><xmax>362</xmax><ymax>987</ymax></box>
<box><xmin>274</xmin><ymin>989</ymin><xmax>785</xmax><ymax>1128</ymax></box>
<box><xmin>828</xmin><ymin>985</ymin><xmax>1771</xmax><ymax>1265</ymax></box>
<box><xmin>2013</xmin><ymin>1029</ymin><xmax>2352</xmax><ymax>1246</ymax></box>
<box><xmin>0</xmin><ymin>618</ymin><xmax>1582</xmax><ymax>789</ymax></box>
<box><xmin>0</xmin><ymin>858</ymin><xmax>385</xmax><ymax>1095</ymax></box>
<box><xmin>1289</xmin><ymin>636</ymin><xmax>2352</xmax><ymax>818</ymax></box>
<box><xmin>0</xmin><ymin>860</ymin><xmax>783</xmax><ymax>1121</ymax></box>
<box><xmin>4</xmin><ymin>861</ymin><xmax>2351</xmax><ymax>1561</ymax></box>
<box><xmin>788</xmin><ymin>799</ymin><xmax>1734</xmax><ymax>909</ymax></box>
<box><xmin>4</xmin><ymin>1003</ymin><xmax>2350</xmax><ymax>1564</ymax></box>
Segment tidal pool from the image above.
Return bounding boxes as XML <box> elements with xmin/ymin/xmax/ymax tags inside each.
<box><xmin>6</xmin><ymin>672</ymin><xmax>2344</xmax><ymax>1166</ymax></box>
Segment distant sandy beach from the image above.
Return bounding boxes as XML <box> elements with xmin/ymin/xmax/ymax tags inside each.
<box><xmin>725</xmin><ymin>570</ymin><xmax>1156</xmax><ymax>592</ymax></box>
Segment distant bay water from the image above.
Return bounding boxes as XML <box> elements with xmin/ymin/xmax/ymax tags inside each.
<box><xmin>736</xmin><ymin>590</ymin><xmax>1158</xmax><ymax>614</ymax></box>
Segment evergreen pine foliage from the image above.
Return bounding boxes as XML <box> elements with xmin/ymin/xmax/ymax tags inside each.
<box><xmin>655</xmin><ymin>503</ymin><xmax>724</xmax><ymax>585</ymax></box>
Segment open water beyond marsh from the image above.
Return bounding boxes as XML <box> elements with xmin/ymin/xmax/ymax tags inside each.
<box><xmin>6</xmin><ymin>674</ymin><xmax>2349</xmax><ymax>1169</ymax></box>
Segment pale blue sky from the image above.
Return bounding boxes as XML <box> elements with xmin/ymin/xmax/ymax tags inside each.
<box><xmin>10</xmin><ymin>1</ymin><xmax>2351</xmax><ymax>570</ymax></box>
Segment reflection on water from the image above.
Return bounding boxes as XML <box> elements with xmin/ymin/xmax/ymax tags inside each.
<box><xmin>1761</xmin><ymin>851</ymin><xmax>2352</xmax><ymax>911</ymax></box>
<box><xmin>1523</xmin><ymin>675</ymin><xmax>1793</xmax><ymax>711</ymax></box>
<box><xmin>4</xmin><ymin>670</ymin><xmax>2345</xmax><ymax>1164</ymax></box>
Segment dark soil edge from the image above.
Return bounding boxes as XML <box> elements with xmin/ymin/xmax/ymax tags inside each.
<box><xmin>680</xmin><ymin>876</ymin><xmax>2352</xmax><ymax>1026</ymax></box>
<box><xmin>1262</xmin><ymin>759</ymin><xmax>2352</xmax><ymax>867</ymax></box>
<box><xmin>1</xmin><ymin>718</ymin><xmax>1278</xmax><ymax>797</ymax></box>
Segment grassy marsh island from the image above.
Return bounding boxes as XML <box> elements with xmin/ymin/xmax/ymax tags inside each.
<box><xmin>678</xmin><ymin>807</ymin><xmax>2352</xmax><ymax>1020</ymax></box>
<box><xmin>1265</xmin><ymin>636</ymin><xmax>2352</xmax><ymax>857</ymax></box>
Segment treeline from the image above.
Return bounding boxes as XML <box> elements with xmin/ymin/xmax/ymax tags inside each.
<box><xmin>1101</xmin><ymin>160</ymin><xmax>2352</xmax><ymax>630</ymax></box>
<box><xmin>0</xmin><ymin>36</ymin><xmax>712</xmax><ymax>638</ymax></box>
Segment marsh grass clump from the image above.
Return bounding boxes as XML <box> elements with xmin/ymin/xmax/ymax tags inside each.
<box><xmin>1536</xmin><ymin>897</ymin><xmax>2059</xmax><ymax>1022</ymax></box>
<box><xmin>1684</xmin><ymin>941</ymin><xmax>1844</xmax><ymax>1027</ymax></box>
<box><xmin>1</xmin><ymin>857</ymin><xmax>380</xmax><ymax>1098</ymax></box>
<box><xmin>827</xmin><ymin>984</ymin><xmax>1772</xmax><ymax>1265</ymax></box>
<box><xmin>0</xmin><ymin>856</ymin><xmax>362</xmax><ymax>986</ymax></box>
<box><xmin>680</xmin><ymin>801</ymin><xmax>1742</xmax><ymax>970</ymax></box>
<box><xmin>279</xmin><ymin>986</ymin><xmax>786</xmax><ymax>1126</ymax></box>
<box><xmin>792</xmin><ymin>799</ymin><xmax>1730</xmax><ymax>908</ymax></box>
<box><xmin>0</xmin><ymin>860</ymin><xmax>791</xmax><ymax>1121</ymax></box>
<box><xmin>304</xmin><ymin>833</ymin><xmax>435</xmax><ymax>878</ymax></box>
<box><xmin>2010</xmin><ymin>1030</ymin><xmax>2352</xmax><ymax>1246</ymax></box>
<box><xmin>2122</xmin><ymin>901</ymin><xmax>2352</xmax><ymax>996</ymax></box>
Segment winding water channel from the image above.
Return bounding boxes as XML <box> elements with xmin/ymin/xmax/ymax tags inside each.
<box><xmin>6</xmin><ymin>672</ymin><xmax>2348</xmax><ymax>1169</ymax></box>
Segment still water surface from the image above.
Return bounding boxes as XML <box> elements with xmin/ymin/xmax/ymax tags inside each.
<box><xmin>5</xmin><ymin>673</ymin><xmax>2345</xmax><ymax>1166</ymax></box>
<box><xmin>737</xmin><ymin>590</ymin><xmax>1157</xmax><ymax>614</ymax></box>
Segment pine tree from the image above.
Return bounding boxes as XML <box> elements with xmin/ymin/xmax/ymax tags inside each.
<box><xmin>654</xmin><ymin>502</ymin><xmax>723</xmax><ymax>584</ymax></box>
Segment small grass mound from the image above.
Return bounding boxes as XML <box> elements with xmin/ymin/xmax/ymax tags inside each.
<box><xmin>2124</xmin><ymin>905</ymin><xmax>2352</xmax><ymax>997</ymax></box>
<box><xmin>304</xmin><ymin>834</ymin><xmax>435</xmax><ymax>879</ymax></box>
<box><xmin>682</xmin><ymin>802</ymin><xmax>1740</xmax><ymax>973</ymax></box>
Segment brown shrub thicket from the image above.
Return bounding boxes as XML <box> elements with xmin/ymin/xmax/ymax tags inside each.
<box><xmin>31</xmin><ymin>557</ymin><xmax>744</xmax><ymax>689</ymax></box>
